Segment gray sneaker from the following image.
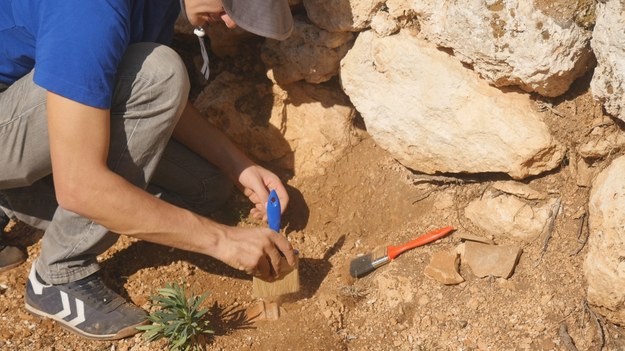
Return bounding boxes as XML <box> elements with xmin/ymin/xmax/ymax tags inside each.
<box><xmin>0</xmin><ymin>244</ymin><xmax>27</xmax><ymax>273</ymax></box>
<box><xmin>25</xmin><ymin>265</ymin><xmax>147</xmax><ymax>340</ymax></box>
<box><xmin>0</xmin><ymin>212</ymin><xmax>26</xmax><ymax>273</ymax></box>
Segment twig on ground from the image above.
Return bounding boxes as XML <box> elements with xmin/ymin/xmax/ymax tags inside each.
<box><xmin>570</xmin><ymin>212</ymin><xmax>589</xmax><ymax>256</ymax></box>
<box><xmin>576</xmin><ymin>212</ymin><xmax>587</xmax><ymax>242</ymax></box>
<box><xmin>535</xmin><ymin>100</ymin><xmax>565</xmax><ymax>117</ymax></box>
<box><xmin>535</xmin><ymin>197</ymin><xmax>562</xmax><ymax>266</ymax></box>
<box><xmin>412</xmin><ymin>184</ymin><xmax>449</xmax><ymax>204</ymax></box>
<box><xmin>559</xmin><ymin>323</ymin><xmax>579</xmax><ymax>351</ymax></box>
<box><xmin>410</xmin><ymin>173</ymin><xmax>471</xmax><ymax>204</ymax></box>
<box><xmin>584</xmin><ymin>121</ymin><xmax>614</xmax><ymax>137</ymax></box>
<box><xmin>558</xmin><ymin>305</ymin><xmax>581</xmax><ymax>325</ymax></box>
<box><xmin>410</xmin><ymin>174</ymin><xmax>477</xmax><ymax>185</ymax></box>
<box><xmin>584</xmin><ymin>299</ymin><xmax>605</xmax><ymax>351</ymax></box>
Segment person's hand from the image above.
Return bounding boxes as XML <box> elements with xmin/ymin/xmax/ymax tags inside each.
<box><xmin>237</xmin><ymin>165</ymin><xmax>289</xmax><ymax>221</ymax></box>
<box><xmin>215</xmin><ymin>226</ymin><xmax>296</xmax><ymax>280</ymax></box>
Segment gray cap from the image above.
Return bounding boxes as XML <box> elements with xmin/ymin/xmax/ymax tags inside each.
<box><xmin>222</xmin><ymin>0</ymin><xmax>293</xmax><ymax>40</ymax></box>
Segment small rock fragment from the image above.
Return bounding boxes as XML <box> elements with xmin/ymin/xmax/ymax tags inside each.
<box><xmin>574</xmin><ymin>157</ymin><xmax>596</xmax><ymax>188</ymax></box>
<box><xmin>464</xmin><ymin>242</ymin><xmax>522</xmax><ymax>278</ymax></box>
<box><xmin>424</xmin><ymin>251</ymin><xmax>464</xmax><ymax>285</ymax></box>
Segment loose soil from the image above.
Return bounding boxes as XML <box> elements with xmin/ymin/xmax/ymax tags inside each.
<box><xmin>2</xmin><ymin>36</ymin><xmax>625</xmax><ymax>351</ymax></box>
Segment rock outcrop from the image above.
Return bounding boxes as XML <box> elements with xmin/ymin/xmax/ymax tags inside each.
<box><xmin>584</xmin><ymin>156</ymin><xmax>625</xmax><ymax>325</ymax></box>
<box><xmin>590</xmin><ymin>0</ymin><xmax>625</xmax><ymax>122</ymax></box>
<box><xmin>413</xmin><ymin>0</ymin><xmax>593</xmax><ymax>97</ymax></box>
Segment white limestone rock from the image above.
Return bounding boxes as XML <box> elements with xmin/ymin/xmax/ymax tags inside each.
<box><xmin>590</xmin><ymin>0</ymin><xmax>625</xmax><ymax>122</ymax></box>
<box><xmin>413</xmin><ymin>0</ymin><xmax>592</xmax><ymax>97</ymax></box>
<box><xmin>340</xmin><ymin>30</ymin><xmax>564</xmax><ymax>179</ymax></box>
<box><xmin>370</xmin><ymin>11</ymin><xmax>400</xmax><ymax>37</ymax></box>
<box><xmin>261</xmin><ymin>18</ymin><xmax>354</xmax><ymax>85</ymax></box>
<box><xmin>303</xmin><ymin>0</ymin><xmax>384</xmax><ymax>32</ymax></box>
<box><xmin>584</xmin><ymin>156</ymin><xmax>625</xmax><ymax>325</ymax></box>
<box><xmin>464</xmin><ymin>189</ymin><xmax>558</xmax><ymax>241</ymax></box>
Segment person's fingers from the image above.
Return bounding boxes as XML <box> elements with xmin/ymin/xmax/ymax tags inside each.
<box><xmin>271</xmin><ymin>233</ymin><xmax>296</xmax><ymax>267</ymax></box>
<box><xmin>243</xmin><ymin>188</ymin><xmax>261</xmax><ymax>205</ymax></box>
<box><xmin>264</xmin><ymin>241</ymin><xmax>284</xmax><ymax>278</ymax></box>
<box><xmin>256</xmin><ymin>255</ymin><xmax>272</xmax><ymax>281</ymax></box>
<box><xmin>249</xmin><ymin>207</ymin><xmax>266</xmax><ymax>221</ymax></box>
<box><xmin>220</xmin><ymin>12</ymin><xmax>238</xmax><ymax>29</ymax></box>
<box><xmin>257</xmin><ymin>188</ymin><xmax>270</xmax><ymax>210</ymax></box>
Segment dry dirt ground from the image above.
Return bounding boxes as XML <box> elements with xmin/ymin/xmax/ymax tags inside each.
<box><xmin>2</xmin><ymin>40</ymin><xmax>625</xmax><ymax>351</ymax></box>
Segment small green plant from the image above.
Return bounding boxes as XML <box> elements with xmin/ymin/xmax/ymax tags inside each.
<box><xmin>137</xmin><ymin>281</ymin><xmax>213</xmax><ymax>351</ymax></box>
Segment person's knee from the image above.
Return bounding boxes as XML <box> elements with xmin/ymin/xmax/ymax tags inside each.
<box><xmin>113</xmin><ymin>43</ymin><xmax>190</xmax><ymax>117</ymax></box>
<box><xmin>137</xmin><ymin>43</ymin><xmax>189</xmax><ymax>97</ymax></box>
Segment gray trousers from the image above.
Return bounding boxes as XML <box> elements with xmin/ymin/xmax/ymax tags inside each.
<box><xmin>0</xmin><ymin>43</ymin><xmax>233</xmax><ymax>284</ymax></box>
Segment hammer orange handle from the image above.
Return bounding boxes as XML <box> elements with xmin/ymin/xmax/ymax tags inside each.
<box><xmin>386</xmin><ymin>226</ymin><xmax>454</xmax><ymax>260</ymax></box>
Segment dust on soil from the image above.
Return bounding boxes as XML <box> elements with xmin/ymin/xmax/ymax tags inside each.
<box><xmin>2</xmin><ymin>34</ymin><xmax>625</xmax><ymax>351</ymax></box>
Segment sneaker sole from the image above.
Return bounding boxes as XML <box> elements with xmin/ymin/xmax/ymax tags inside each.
<box><xmin>24</xmin><ymin>301</ymin><xmax>148</xmax><ymax>340</ymax></box>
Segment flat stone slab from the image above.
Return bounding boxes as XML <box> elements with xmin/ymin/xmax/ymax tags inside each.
<box><xmin>464</xmin><ymin>242</ymin><xmax>522</xmax><ymax>279</ymax></box>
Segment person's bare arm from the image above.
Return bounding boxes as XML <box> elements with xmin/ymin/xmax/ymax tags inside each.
<box><xmin>47</xmin><ymin>92</ymin><xmax>294</xmax><ymax>278</ymax></box>
<box><xmin>172</xmin><ymin>102</ymin><xmax>289</xmax><ymax>220</ymax></box>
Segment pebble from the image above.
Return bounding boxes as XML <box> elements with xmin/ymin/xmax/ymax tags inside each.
<box><xmin>468</xmin><ymin>297</ymin><xmax>480</xmax><ymax>311</ymax></box>
<box><xmin>418</xmin><ymin>295</ymin><xmax>430</xmax><ymax>306</ymax></box>
<box><xmin>540</xmin><ymin>294</ymin><xmax>553</xmax><ymax>305</ymax></box>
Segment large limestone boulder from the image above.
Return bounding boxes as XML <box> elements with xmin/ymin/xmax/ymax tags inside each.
<box><xmin>590</xmin><ymin>0</ymin><xmax>625</xmax><ymax>122</ymax></box>
<box><xmin>340</xmin><ymin>30</ymin><xmax>564</xmax><ymax>179</ymax></box>
<box><xmin>303</xmin><ymin>0</ymin><xmax>384</xmax><ymax>32</ymax></box>
<box><xmin>412</xmin><ymin>0</ymin><xmax>593</xmax><ymax>97</ymax></box>
<box><xmin>584</xmin><ymin>156</ymin><xmax>625</xmax><ymax>325</ymax></box>
<box><xmin>261</xmin><ymin>17</ymin><xmax>354</xmax><ymax>85</ymax></box>
<box><xmin>193</xmin><ymin>72</ymin><xmax>356</xmax><ymax>177</ymax></box>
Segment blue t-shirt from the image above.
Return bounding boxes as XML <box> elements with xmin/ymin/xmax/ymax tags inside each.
<box><xmin>0</xmin><ymin>0</ymin><xmax>179</xmax><ymax>108</ymax></box>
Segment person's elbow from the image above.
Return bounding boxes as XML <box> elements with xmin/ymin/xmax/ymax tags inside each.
<box><xmin>53</xmin><ymin>170</ymin><xmax>104</xmax><ymax>216</ymax></box>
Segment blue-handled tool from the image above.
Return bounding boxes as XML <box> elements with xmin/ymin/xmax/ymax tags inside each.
<box><xmin>267</xmin><ymin>189</ymin><xmax>281</xmax><ymax>232</ymax></box>
<box><xmin>252</xmin><ymin>188</ymin><xmax>300</xmax><ymax>300</ymax></box>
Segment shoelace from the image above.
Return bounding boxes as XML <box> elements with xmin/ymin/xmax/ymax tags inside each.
<box><xmin>180</xmin><ymin>0</ymin><xmax>210</xmax><ymax>80</ymax></box>
<box><xmin>66</xmin><ymin>275</ymin><xmax>125</xmax><ymax>312</ymax></box>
